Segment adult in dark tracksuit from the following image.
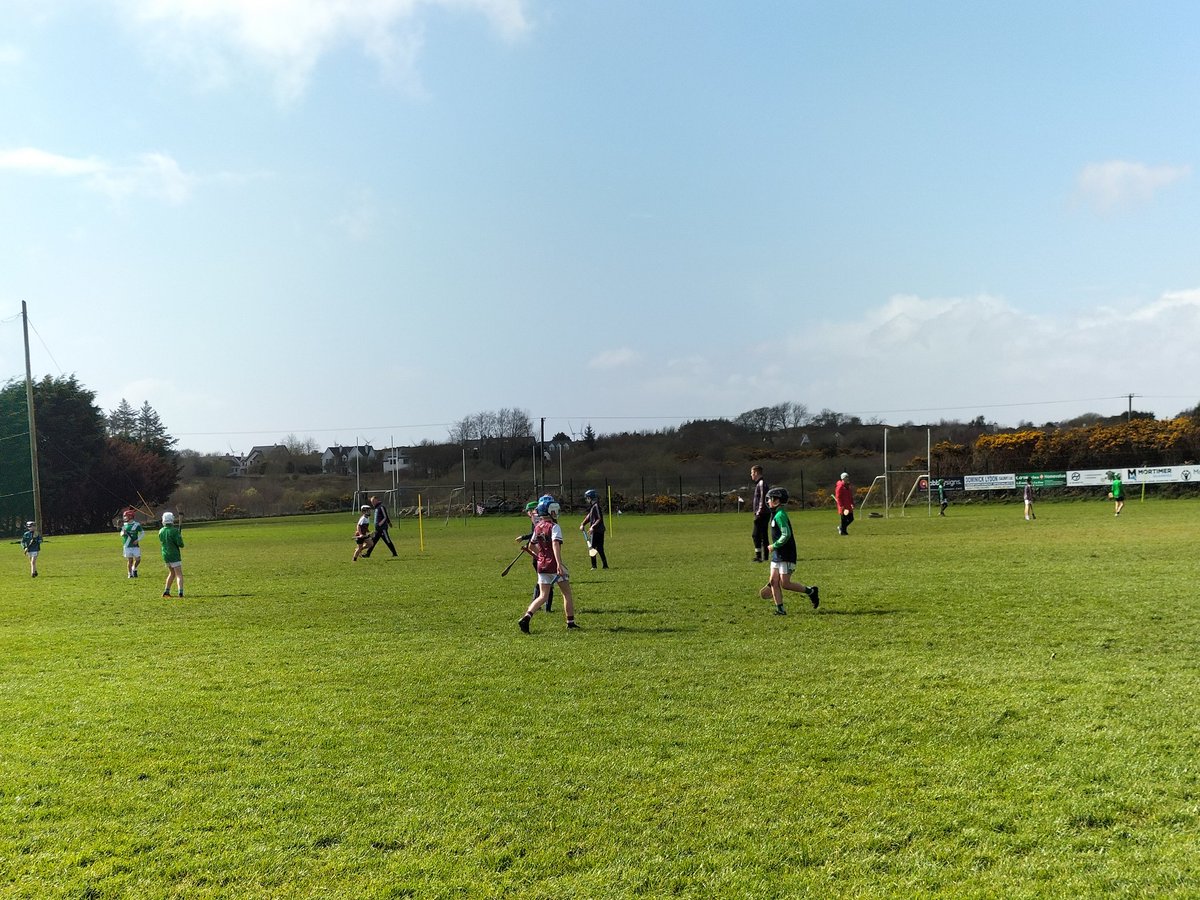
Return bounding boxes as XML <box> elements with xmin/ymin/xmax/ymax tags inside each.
<box><xmin>750</xmin><ymin>465</ymin><xmax>771</xmax><ymax>562</ymax></box>
<box><xmin>362</xmin><ymin>495</ymin><xmax>397</xmax><ymax>557</ymax></box>
<box><xmin>580</xmin><ymin>488</ymin><xmax>609</xmax><ymax>569</ymax></box>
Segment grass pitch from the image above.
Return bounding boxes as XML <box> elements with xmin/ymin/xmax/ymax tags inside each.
<box><xmin>1</xmin><ymin>501</ymin><xmax>1197</xmax><ymax>898</ymax></box>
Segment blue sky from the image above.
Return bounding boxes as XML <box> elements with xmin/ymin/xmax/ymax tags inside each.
<box><xmin>2</xmin><ymin>0</ymin><xmax>1198</xmax><ymax>454</ymax></box>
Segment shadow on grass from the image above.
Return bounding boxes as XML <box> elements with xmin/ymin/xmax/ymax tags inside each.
<box><xmin>815</xmin><ymin>608</ymin><xmax>903</xmax><ymax>616</ymax></box>
<box><xmin>600</xmin><ymin>624</ymin><xmax>692</xmax><ymax>634</ymax></box>
<box><xmin>183</xmin><ymin>592</ymin><xmax>258</xmax><ymax>599</ymax></box>
<box><xmin>586</xmin><ymin>608</ymin><xmax>658</xmax><ymax>615</ymax></box>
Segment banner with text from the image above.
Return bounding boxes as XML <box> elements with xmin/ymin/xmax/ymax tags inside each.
<box><xmin>961</xmin><ymin>466</ymin><xmax>1200</xmax><ymax>490</ymax></box>
<box><xmin>1066</xmin><ymin>466</ymin><xmax>1200</xmax><ymax>487</ymax></box>
<box><xmin>964</xmin><ymin>473</ymin><xmax>1016</xmax><ymax>491</ymax></box>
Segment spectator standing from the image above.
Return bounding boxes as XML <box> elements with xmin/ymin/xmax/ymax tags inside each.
<box><xmin>750</xmin><ymin>465</ymin><xmax>771</xmax><ymax>562</ymax></box>
<box><xmin>1024</xmin><ymin>477</ymin><xmax>1036</xmax><ymax>521</ymax></box>
<box><xmin>834</xmin><ymin>472</ymin><xmax>855</xmax><ymax>535</ymax></box>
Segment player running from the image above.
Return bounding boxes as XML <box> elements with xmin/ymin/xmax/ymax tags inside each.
<box><xmin>757</xmin><ymin>487</ymin><xmax>819</xmax><ymax>615</ymax></box>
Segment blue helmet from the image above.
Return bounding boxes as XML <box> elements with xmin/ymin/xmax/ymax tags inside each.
<box><xmin>584</xmin><ymin>489</ymin><xmax>598</xmax><ymax>501</ymax></box>
<box><xmin>536</xmin><ymin>495</ymin><xmax>559</xmax><ymax>517</ymax></box>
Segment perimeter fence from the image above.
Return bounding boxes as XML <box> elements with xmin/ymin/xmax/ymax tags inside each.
<box><xmin>465</xmin><ymin>473</ymin><xmax>825</xmax><ymax>516</ymax></box>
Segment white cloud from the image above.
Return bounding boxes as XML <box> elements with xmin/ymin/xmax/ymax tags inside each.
<box><xmin>332</xmin><ymin>191</ymin><xmax>378</xmax><ymax>241</ymax></box>
<box><xmin>1075</xmin><ymin>160</ymin><xmax>1191</xmax><ymax>212</ymax></box>
<box><xmin>0</xmin><ymin>146</ymin><xmax>196</xmax><ymax>204</ymax></box>
<box><xmin>0</xmin><ymin>146</ymin><xmax>106</xmax><ymax>176</ymax></box>
<box><xmin>114</xmin><ymin>0</ymin><xmax>531</xmax><ymax>102</ymax></box>
<box><xmin>791</xmin><ymin>292</ymin><xmax>1200</xmax><ymax>423</ymax></box>
<box><xmin>0</xmin><ymin>43</ymin><xmax>25</xmax><ymax>65</ymax></box>
<box><xmin>588</xmin><ymin>348</ymin><xmax>638</xmax><ymax>369</ymax></box>
<box><xmin>595</xmin><ymin>291</ymin><xmax>1200</xmax><ymax>427</ymax></box>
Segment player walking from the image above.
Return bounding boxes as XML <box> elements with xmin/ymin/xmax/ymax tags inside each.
<box><xmin>120</xmin><ymin>508</ymin><xmax>145</xmax><ymax>577</ymax></box>
<box><xmin>518</xmin><ymin>496</ymin><xmax>578</xmax><ymax>633</ymax></box>
<box><xmin>158</xmin><ymin>512</ymin><xmax>185</xmax><ymax>598</ymax></box>
<box><xmin>517</xmin><ymin>499</ymin><xmax>553</xmax><ymax>613</ymax></box>
<box><xmin>21</xmin><ymin>520</ymin><xmax>41</xmax><ymax>577</ymax></box>
<box><xmin>580</xmin><ymin>488</ymin><xmax>609</xmax><ymax>569</ymax></box>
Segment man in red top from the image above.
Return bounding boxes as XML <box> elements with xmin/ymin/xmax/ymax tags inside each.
<box><xmin>834</xmin><ymin>472</ymin><xmax>855</xmax><ymax>536</ymax></box>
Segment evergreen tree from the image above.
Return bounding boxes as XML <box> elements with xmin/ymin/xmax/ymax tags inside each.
<box><xmin>135</xmin><ymin>401</ymin><xmax>177</xmax><ymax>456</ymax></box>
<box><xmin>108</xmin><ymin>398</ymin><xmax>137</xmax><ymax>440</ymax></box>
<box><xmin>0</xmin><ymin>378</ymin><xmax>182</xmax><ymax>533</ymax></box>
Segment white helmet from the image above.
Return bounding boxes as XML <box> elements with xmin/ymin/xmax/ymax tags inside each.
<box><xmin>161</xmin><ymin>512</ymin><xmax>176</xmax><ymax>525</ymax></box>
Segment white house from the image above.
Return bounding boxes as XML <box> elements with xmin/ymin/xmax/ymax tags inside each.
<box><xmin>225</xmin><ymin>444</ymin><xmax>290</xmax><ymax>477</ymax></box>
<box><xmin>322</xmin><ymin>445</ymin><xmax>376</xmax><ymax>474</ymax></box>
<box><xmin>381</xmin><ymin>447</ymin><xmax>412</xmax><ymax>474</ymax></box>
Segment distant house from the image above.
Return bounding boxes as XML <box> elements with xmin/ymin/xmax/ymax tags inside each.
<box><xmin>225</xmin><ymin>444</ymin><xmax>290</xmax><ymax>477</ymax></box>
<box><xmin>322</xmin><ymin>444</ymin><xmax>376</xmax><ymax>474</ymax></box>
<box><xmin>381</xmin><ymin>447</ymin><xmax>412</xmax><ymax>474</ymax></box>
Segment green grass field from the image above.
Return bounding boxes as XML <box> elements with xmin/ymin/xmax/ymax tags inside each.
<box><xmin>2</xmin><ymin>501</ymin><xmax>1197</xmax><ymax>898</ymax></box>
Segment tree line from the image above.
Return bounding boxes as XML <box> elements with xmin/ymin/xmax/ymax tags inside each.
<box><xmin>0</xmin><ymin>376</ymin><xmax>180</xmax><ymax>534</ymax></box>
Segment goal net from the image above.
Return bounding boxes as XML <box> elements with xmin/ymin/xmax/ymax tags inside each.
<box><xmin>858</xmin><ymin>471</ymin><xmax>929</xmax><ymax>517</ymax></box>
<box><xmin>355</xmin><ymin>486</ymin><xmax>470</xmax><ymax>522</ymax></box>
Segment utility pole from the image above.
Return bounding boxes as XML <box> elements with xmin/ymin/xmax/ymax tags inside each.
<box><xmin>539</xmin><ymin>417</ymin><xmax>546</xmax><ymax>492</ymax></box>
<box><xmin>21</xmin><ymin>302</ymin><xmax>43</xmax><ymax>532</ymax></box>
<box><xmin>1127</xmin><ymin>393</ymin><xmax>1139</xmax><ymax>422</ymax></box>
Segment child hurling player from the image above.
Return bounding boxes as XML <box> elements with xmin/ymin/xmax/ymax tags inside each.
<box><xmin>517</xmin><ymin>499</ymin><xmax>553</xmax><ymax>613</ymax></box>
<box><xmin>120</xmin><ymin>508</ymin><xmax>145</xmax><ymax>577</ymax></box>
<box><xmin>21</xmin><ymin>520</ymin><xmax>41</xmax><ymax>577</ymax></box>
<box><xmin>158</xmin><ymin>512</ymin><xmax>185</xmax><ymax>598</ymax></box>
<box><xmin>518</xmin><ymin>495</ymin><xmax>578</xmax><ymax>633</ymax></box>
<box><xmin>579</xmin><ymin>488</ymin><xmax>609</xmax><ymax>569</ymax></box>
<box><xmin>757</xmin><ymin>487</ymin><xmax>819</xmax><ymax>615</ymax></box>
<box><xmin>352</xmin><ymin>504</ymin><xmax>373</xmax><ymax>561</ymax></box>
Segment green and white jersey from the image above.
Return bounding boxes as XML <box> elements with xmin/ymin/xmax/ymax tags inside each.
<box><xmin>121</xmin><ymin>520</ymin><xmax>144</xmax><ymax>549</ymax></box>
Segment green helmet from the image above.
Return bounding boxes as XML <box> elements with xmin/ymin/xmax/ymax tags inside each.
<box><xmin>524</xmin><ymin>500</ymin><xmax>538</xmax><ymax>512</ymax></box>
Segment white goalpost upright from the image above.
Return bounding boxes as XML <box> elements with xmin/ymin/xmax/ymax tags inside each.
<box><xmin>858</xmin><ymin>475</ymin><xmax>889</xmax><ymax>514</ymax></box>
<box><xmin>354</xmin><ymin>488</ymin><xmax>400</xmax><ymax>514</ymax></box>
<box><xmin>857</xmin><ymin>426</ymin><xmax>934</xmax><ymax>517</ymax></box>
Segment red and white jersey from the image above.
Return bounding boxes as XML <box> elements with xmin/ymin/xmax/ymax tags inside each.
<box><xmin>531</xmin><ymin>518</ymin><xmax>563</xmax><ymax>573</ymax></box>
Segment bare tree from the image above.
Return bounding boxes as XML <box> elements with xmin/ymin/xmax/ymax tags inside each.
<box><xmin>449</xmin><ymin>408</ymin><xmax>534</xmax><ymax>469</ymax></box>
<box><xmin>283</xmin><ymin>433</ymin><xmax>319</xmax><ymax>455</ymax></box>
<box><xmin>786</xmin><ymin>402</ymin><xmax>810</xmax><ymax>428</ymax></box>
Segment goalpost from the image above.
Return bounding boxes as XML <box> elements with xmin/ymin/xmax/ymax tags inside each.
<box><xmin>356</xmin><ymin>486</ymin><xmax>470</xmax><ymax>522</ymax></box>
<box><xmin>855</xmin><ymin>426</ymin><xmax>934</xmax><ymax>518</ymax></box>
<box><xmin>858</xmin><ymin>475</ymin><xmax>888</xmax><ymax>516</ymax></box>
<box><xmin>354</xmin><ymin>488</ymin><xmax>399</xmax><ymax>515</ymax></box>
